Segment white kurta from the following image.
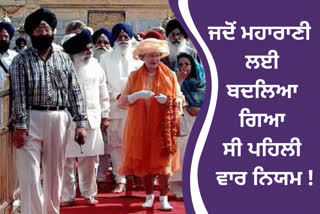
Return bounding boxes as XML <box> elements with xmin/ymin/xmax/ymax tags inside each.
<box><xmin>0</xmin><ymin>49</ymin><xmax>17</xmax><ymax>126</ymax></box>
<box><xmin>65</xmin><ymin>57</ymin><xmax>110</xmax><ymax>158</ymax></box>
<box><xmin>62</xmin><ymin>57</ymin><xmax>110</xmax><ymax>202</ymax></box>
<box><xmin>0</xmin><ymin>49</ymin><xmax>17</xmax><ymax>75</ymax></box>
<box><xmin>99</xmin><ymin>48</ymin><xmax>142</xmax><ymax>183</ymax></box>
<box><xmin>99</xmin><ymin>48</ymin><xmax>142</xmax><ymax>120</ymax></box>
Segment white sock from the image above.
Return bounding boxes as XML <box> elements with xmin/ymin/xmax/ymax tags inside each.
<box><xmin>142</xmin><ymin>194</ymin><xmax>155</xmax><ymax>208</ymax></box>
<box><xmin>160</xmin><ymin>195</ymin><xmax>173</xmax><ymax>210</ymax></box>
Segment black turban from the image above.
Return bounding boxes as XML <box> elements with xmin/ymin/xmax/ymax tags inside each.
<box><xmin>165</xmin><ymin>19</ymin><xmax>188</xmax><ymax>39</ymax></box>
<box><xmin>24</xmin><ymin>8</ymin><xmax>57</xmax><ymax>35</ymax></box>
<box><xmin>15</xmin><ymin>37</ymin><xmax>27</xmax><ymax>46</ymax></box>
<box><xmin>0</xmin><ymin>22</ymin><xmax>15</xmax><ymax>40</ymax></box>
<box><xmin>110</xmin><ymin>23</ymin><xmax>134</xmax><ymax>47</ymax></box>
<box><xmin>63</xmin><ymin>29</ymin><xmax>92</xmax><ymax>55</ymax></box>
<box><xmin>92</xmin><ymin>28</ymin><xmax>111</xmax><ymax>45</ymax></box>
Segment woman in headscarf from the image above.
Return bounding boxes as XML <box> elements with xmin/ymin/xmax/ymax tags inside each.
<box><xmin>169</xmin><ymin>52</ymin><xmax>206</xmax><ymax>199</ymax></box>
<box><xmin>118</xmin><ymin>38</ymin><xmax>183</xmax><ymax>211</ymax></box>
<box><xmin>176</xmin><ymin>52</ymin><xmax>205</xmax><ymax>109</ymax></box>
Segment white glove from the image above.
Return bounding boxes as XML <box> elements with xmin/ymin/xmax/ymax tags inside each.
<box><xmin>128</xmin><ymin>90</ymin><xmax>155</xmax><ymax>104</ymax></box>
<box><xmin>154</xmin><ymin>93</ymin><xmax>168</xmax><ymax>104</ymax></box>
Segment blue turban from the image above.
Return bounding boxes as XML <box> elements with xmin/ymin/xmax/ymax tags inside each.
<box><xmin>92</xmin><ymin>28</ymin><xmax>111</xmax><ymax>45</ymax></box>
<box><xmin>110</xmin><ymin>23</ymin><xmax>134</xmax><ymax>47</ymax></box>
<box><xmin>63</xmin><ymin>29</ymin><xmax>92</xmax><ymax>54</ymax></box>
<box><xmin>24</xmin><ymin>8</ymin><xmax>57</xmax><ymax>35</ymax></box>
<box><xmin>0</xmin><ymin>22</ymin><xmax>15</xmax><ymax>40</ymax></box>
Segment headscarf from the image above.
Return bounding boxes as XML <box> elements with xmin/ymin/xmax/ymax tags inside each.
<box><xmin>133</xmin><ymin>38</ymin><xmax>169</xmax><ymax>58</ymax></box>
<box><xmin>0</xmin><ymin>22</ymin><xmax>15</xmax><ymax>40</ymax></box>
<box><xmin>62</xmin><ymin>29</ymin><xmax>92</xmax><ymax>54</ymax></box>
<box><xmin>176</xmin><ymin>52</ymin><xmax>205</xmax><ymax>107</ymax></box>
<box><xmin>24</xmin><ymin>8</ymin><xmax>57</xmax><ymax>36</ymax></box>
<box><xmin>165</xmin><ymin>19</ymin><xmax>188</xmax><ymax>38</ymax></box>
<box><xmin>110</xmin><ymin>23</ymin><xmax>134</xmax><ymax>47</ymax></box>
<box><xmin>92</xmin><ymin>28</ymin><xmax>111</xmax><ymax>45</ymax></box>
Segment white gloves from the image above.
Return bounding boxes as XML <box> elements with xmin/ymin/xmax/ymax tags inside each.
<box><xmin>128</xmin><ymin>90</ymin><xmax>155</xmax><ymax>104</ymax></box>
<box><xmin>154</xmin><ymin>93</ymin><xmax>168</xmax><ymax>104</ymax></box>
<box><xmin>128</xmin><ymin>90</ymin><xmax>168</xmax><ymax>104</ymax></box>
<box><xmin>128</xmin><ymin>91</ymin><xmax>168</xmax><ymax>104</ymax></box>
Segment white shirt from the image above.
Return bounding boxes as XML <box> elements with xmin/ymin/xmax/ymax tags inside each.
<box><xmin>75</xmin><ymin>57</ymin><xmax>110</xmax><ymax>129</ymax></box>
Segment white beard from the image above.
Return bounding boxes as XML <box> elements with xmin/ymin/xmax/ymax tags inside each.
<box><xmin>168</xmin><ymin>38</ymin><xmax>187</xmax><ymax>62</ymax></box>
<box><xmin>113</xmin><ymin>40</ymin><xmax>132</xmax><ymax>57</ymax></box>
<box><xmin>72</xmin><ymin>52</ymin><xmax>93</xmax><ymax>71</ymax></box>
<box><xmin>73</xmin><ymin>57</ymin><xmax>101</xmax><ymax>81</ymax></box>
<box><xmin>93</xmin><ymin>47</ymin><xmax>108</xmax><ymax>60</ymax></box>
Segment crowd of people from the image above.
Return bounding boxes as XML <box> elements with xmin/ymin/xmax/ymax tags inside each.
<box><xmin>0</xmin><ymin>7</ymin><xmax>205</xmax><ymax>214</ymax></box>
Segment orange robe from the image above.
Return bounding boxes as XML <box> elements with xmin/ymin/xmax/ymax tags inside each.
<box><xmin>119</xmin><ymin>62</ymin><xmax>181</xmax><ymax>177</ymax></box>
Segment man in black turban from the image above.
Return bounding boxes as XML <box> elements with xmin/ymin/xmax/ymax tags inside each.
<box><xmin>24</xmin><ymin>8</ymin><xmax>57</xmax><ymax>35</ymax></box>
<box><xmin>10</xmin><ymin>8</ymin><xmax>87</xmax><ymax>214</ymax></box>
<box><xmin>24</xmin><ymin>8</ymin><xmax>57</xmax><ymax>51</ymax></box>
<box><xmin>163</xmin><ymin>19</ymin><xmax>199</xmax><ymax>70</ymax></box>
<box><xmin>61</xmin><ymin>29</ymin><xmax>110</xmax><ymax>206</ymax></box>
<box><xmin>63</xmin><ymin>29</ymin><xmax>93</xmax><ymax>56</ymax></box>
